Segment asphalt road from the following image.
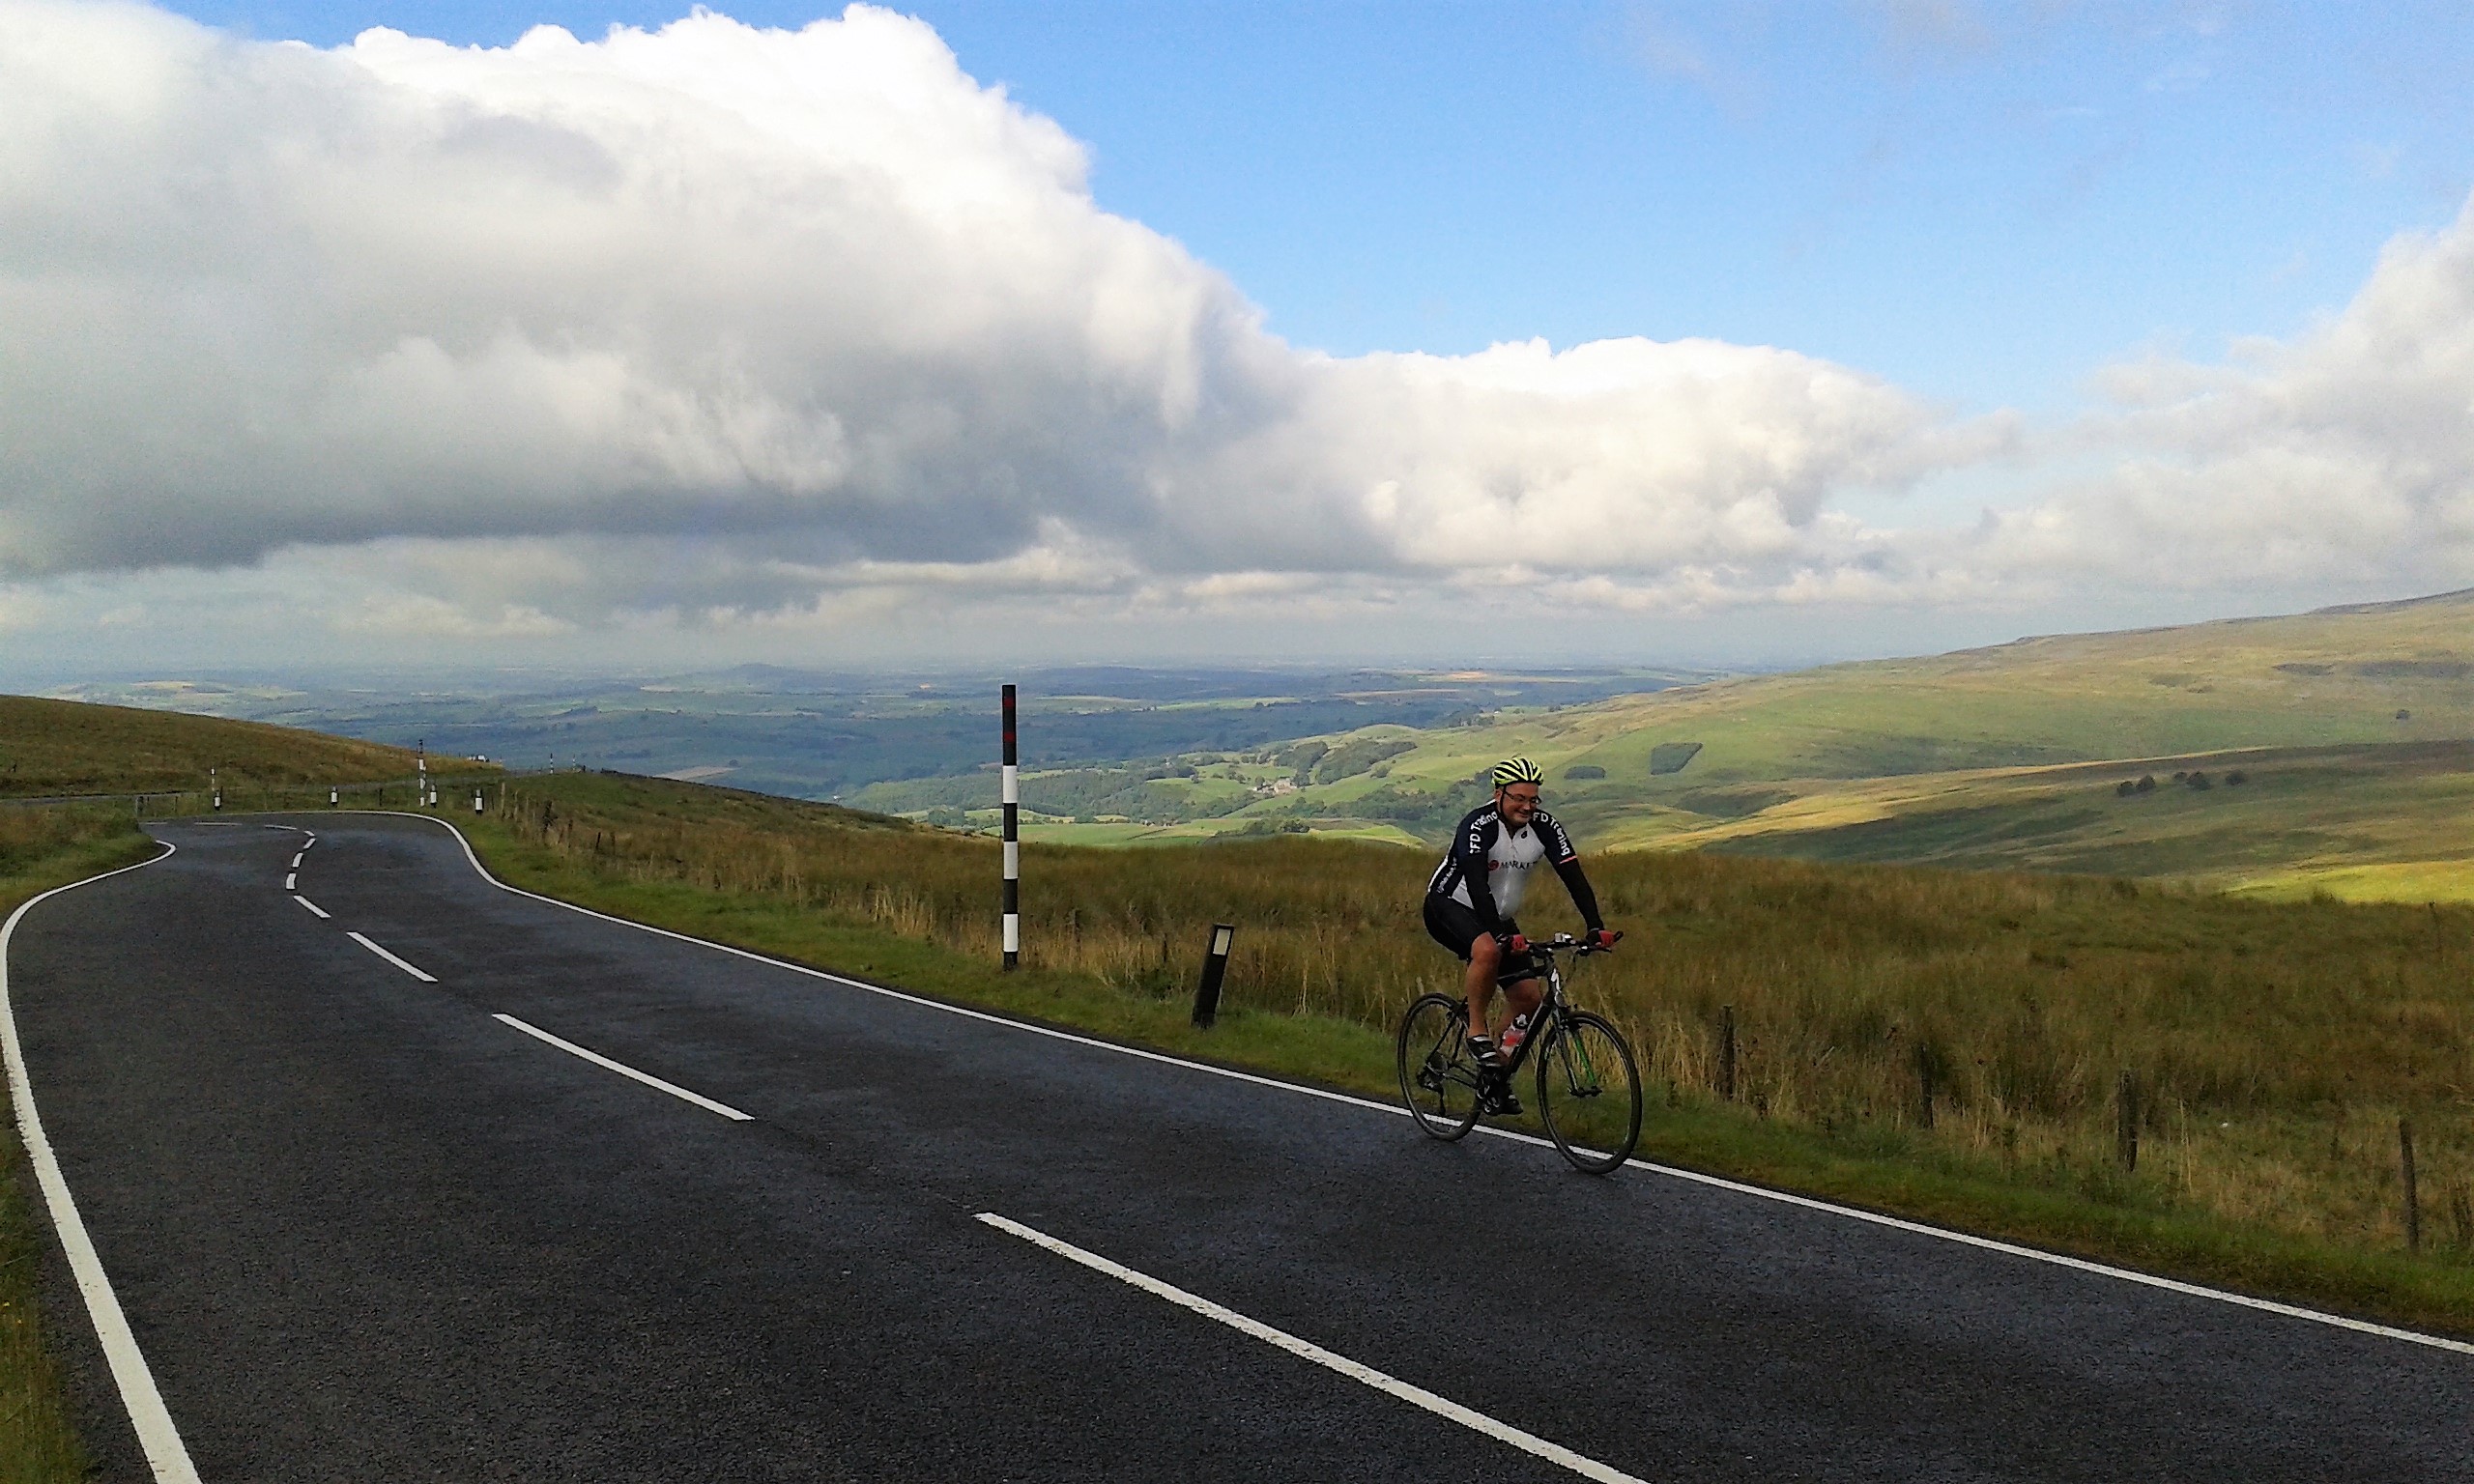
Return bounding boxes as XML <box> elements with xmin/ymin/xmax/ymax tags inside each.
<box><xmin>7</xmin><ymin>813</ymin><xmax>2469</xmax><ymax>1482</ymax></box>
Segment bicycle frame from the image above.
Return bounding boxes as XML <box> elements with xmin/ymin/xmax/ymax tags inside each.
<box><xmin>1485</xmin><ymin>938</ymin><xmax>1608</xmax><ymax>1088</ymax></box>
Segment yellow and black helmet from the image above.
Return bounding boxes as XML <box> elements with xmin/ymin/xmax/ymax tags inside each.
<box><xmin>1491</xmin><ymin>756</ymin><xmax>1545</xmax><ymax>788</ymax></box>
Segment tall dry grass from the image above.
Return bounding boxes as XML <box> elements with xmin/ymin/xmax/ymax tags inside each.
<box><xmin>0</xmin><ymin>803</ymin><xmax>146</xmax><ymax>882</ymax></box>
<box><xmin>498</xmin><ymin>775</ymin><xmax>2474</xmax><ymax>1257</ymax></box>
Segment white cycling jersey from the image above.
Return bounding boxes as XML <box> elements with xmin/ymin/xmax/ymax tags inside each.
<box><xmin>1427</xmin><ymin>802</ymin><xmax>1579</xmax><ymax>922</ymax></box>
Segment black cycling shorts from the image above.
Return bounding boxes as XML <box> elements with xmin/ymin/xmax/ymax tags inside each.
<box><xmin>1424</xmin><ymin>893</ymin><xmax>1517</xmax><ymax>962</ymax></box>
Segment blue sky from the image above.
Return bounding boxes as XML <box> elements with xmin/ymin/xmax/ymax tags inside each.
<box><xmin>169</xmin><ymin>1</ymin><xmax>2474</xmax><ymax>415</ymax></box>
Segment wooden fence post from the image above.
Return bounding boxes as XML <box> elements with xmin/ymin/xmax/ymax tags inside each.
<box><xmin>2401</xmin><ymin>1118</ymin><xmax>2421</xmax><ymax>1254</ymax></box>
<box><xmin>1717</xmin><ymin>1006</ymin><xmax>1737</xmax><ymax>1101</ymax></box>
<box><xmin>2115</xmin><ymin>1070</ymin><xmax>2140</xmax><ymax>1173</ymax></box>
<box><xmin>1914</xmin><ymin>1042</ymin><xmax>1935</xmax><ymax>1130</ymax></box>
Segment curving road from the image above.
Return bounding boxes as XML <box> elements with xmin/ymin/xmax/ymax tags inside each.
<box><xmin>5</xmin><ymin>813</ymin><xmax>2468</xmax><ymax>1482</ymax></box>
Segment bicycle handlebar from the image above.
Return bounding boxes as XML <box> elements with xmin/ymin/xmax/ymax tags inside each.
<box><xmin>1513</xmin><ymin>930</ymin><xmax>1624</xmax><ymax>956</ymax></box>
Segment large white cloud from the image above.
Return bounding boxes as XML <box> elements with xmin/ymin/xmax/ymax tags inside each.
<box><xmin>1974</xmin><ymin>200</ymin><xmax>2474</xmax><ymax>598</ymax></box>
<box><xmin>0</xmin><ymin>0</ymin><xmax>1992</xmax><ymax>631</ymax></box>
<box><xmin>5</xmin><ymin>0</ymin><xmax>2466</xmax><ymax>664</ymax></box>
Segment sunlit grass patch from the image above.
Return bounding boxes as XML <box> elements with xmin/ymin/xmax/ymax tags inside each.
<box><xmin>2228</xmin><ymin>860</ymin><xmax>2474</xmax><ymax>905</ymax></box>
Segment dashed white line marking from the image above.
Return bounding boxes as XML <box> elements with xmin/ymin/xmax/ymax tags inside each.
<box><xmin>977</xmin><ymin>1213</ymin><xmax>1645</xmax><ymax>1483</ymax></box>
<box><xmin>293</xmin><ymin>895</ymin><xmax>330</xmax><ymax>919</ymax></box>
<box><xmin>290</xmin><ymin>854</ymin><xmax>302</xmax><ymax>869</ymax></box>
<box><xmin>283</xmin><ymin>872</ymin><xmax>297</xmax><ymax>890</ymax></box>
<box><xmin>347</xmin><ymin>931</ymin><xmax>436</xmax><ymax>983</ymax></box>
<box><xmin>387</xmin><ymin>812</ymin><xmax>2474</xmax><ymax>1357</ymax></box>
<box><xmin>0</xmin><ymin>846</ymin><xmax>203</xmax><ymax>1484</ymax></box>
<box><xmin>493</xmin><ymin>1014</ymin><xmax>754</xmax><ymax>1121</ymax></box>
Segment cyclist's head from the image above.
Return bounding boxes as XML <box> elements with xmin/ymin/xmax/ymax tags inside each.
<box><xmin>1492</xmin><ymin>756</ymin><xmax>1544</xmax><ymax>815</ymax></box>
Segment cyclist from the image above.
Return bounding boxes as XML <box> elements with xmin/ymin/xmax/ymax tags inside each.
<box><xmin>1424</xmin><ymin>756</ymin><xmax>1616</xmax><ymax>1114</ymax></box>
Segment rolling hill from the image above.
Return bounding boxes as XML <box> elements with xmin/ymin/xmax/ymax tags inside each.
<box><xmin>881</xmin><ymin>589</ymin><xmax>2474</xmax><ymax>899</ymax></box>
<box><xmin>0</xmin><ymin>695</ymin><xmax>441</xmax><ymax>798</ymax></box>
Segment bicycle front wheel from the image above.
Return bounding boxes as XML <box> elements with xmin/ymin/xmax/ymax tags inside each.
<box><xmin>1535</xmin><ymin>1011</ymin><xmax>1642</xmax><ymax>1173</ymax></box>
<box><xmin>1395</xmin><ymin>993</ymin><xmax>1482</xmax><ymax>1141</ymax></box>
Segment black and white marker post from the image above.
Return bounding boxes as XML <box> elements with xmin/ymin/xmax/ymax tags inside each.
<box><xmin>999</xmin><ymin>687</ymin><xmax>1019</xmax><ymax>974</ymax></box>
<box><xmin>1001</xmin><ymin>683</ymin><xmax>1020</xmax><ymax>971</ymax></box>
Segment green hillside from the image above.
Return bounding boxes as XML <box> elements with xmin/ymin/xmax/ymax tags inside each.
<box><xmin>1367</xmin><ymin>585</ymin><xmax>2474</xmax><ymax>825</ymax></box>
<box><xmin>1668</xmin><ymin>742</ymin><xmax>2474</xmax><ymax>896</ymax></box>
<box><xmin>859</xmin><ymin>589</ymin><xmax>2474</xmax><ymax>899</ymax></box>
<box><xmin>0</xmin><ymin>695</ymin><xmax>437</xmax><ymax>798</ymax></box>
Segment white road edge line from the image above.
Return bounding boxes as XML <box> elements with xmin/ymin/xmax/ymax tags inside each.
<box><xmin>977</xmin><ymin>1212</ymin><xmax>1645</xmax><ymax>1483</ymax></box>
<box><xmin>346</xmin><ymin>931</ymin><xmax>436</xmax><ymax>983</ymax></box>
<box><xmin>370</xmin><ymin>812</ymin><xmax>2473</xmax><ymax>1357</ymax></box>
<box><xmin>493</xmin><ymin>1013</ymin><xmax>754</xmax><ymax>1122</ymax></box>
<box><xmin>293</xmin><ymin>895</ymin><xmax>331</xmax><ymax>920</ymax></box>
<box><xmin>0</xmin><ymin>844</ymin><xmax>203</xmax><ymax>1484</ymax></box>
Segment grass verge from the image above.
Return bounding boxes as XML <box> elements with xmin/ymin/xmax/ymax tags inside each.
<box><xmin>0</xmin><ymin>811</ymin><xmax>160</xmax><ymax>1484</ymax></box>
<box><xmin>450</xmin><ymin>805</ymin><xmax>2474</xmax><ymax>1340</ymax></box>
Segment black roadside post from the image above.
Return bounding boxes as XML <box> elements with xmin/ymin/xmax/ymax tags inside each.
<box><xmin>1193</xmin><ymin>924</ymin><xmax>1235</xmax><ymax>1028</ymax></box>
<box><xmin>1001</xmin><ymin>684</ymin><xmax>1020</xmax><ymax>971</ymax></box>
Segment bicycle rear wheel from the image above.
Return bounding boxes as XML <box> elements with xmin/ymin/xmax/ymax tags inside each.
<box><xmin>1395</xmin><ymin>993</ymin><xmax>1482</xmax><ymax>1141</ymax></box>
<box><xmin>1535</xmin><ymin>1011</ymin><xmax>1642</xmax><ymax>1173</ymax></box>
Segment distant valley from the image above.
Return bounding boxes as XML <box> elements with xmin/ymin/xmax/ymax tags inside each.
<box><xmin>31</xmin><ymin>588</ymin><xmax>2474</xmax><ymax>901</ymax></box>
